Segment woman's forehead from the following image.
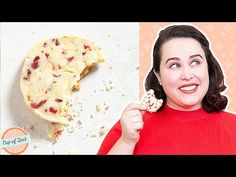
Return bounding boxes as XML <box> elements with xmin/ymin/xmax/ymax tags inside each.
<box><xmin>160</xmin><ymin>38</ymin><xmax>205</xmax><ymax>61</ymax></box>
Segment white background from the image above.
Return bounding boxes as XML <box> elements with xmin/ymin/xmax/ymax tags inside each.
<box><xmin>0</xmin><ymin>22</ymin><xmax>139</xmax><ymax>154</ymax></box>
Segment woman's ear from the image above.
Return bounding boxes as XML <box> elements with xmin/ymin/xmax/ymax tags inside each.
<box><xmin>153</xmin><ymin>69</ymin><xmax>162</xmax><ymax>86</ymax></box>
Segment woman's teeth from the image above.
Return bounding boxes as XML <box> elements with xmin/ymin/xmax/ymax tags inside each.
<box><xmin>179</xmin><ymin>85</ymin><xmax>197</xmax><ymax>91</ymax></box>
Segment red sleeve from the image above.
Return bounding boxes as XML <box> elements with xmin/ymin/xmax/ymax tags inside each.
<box><xmin>97</xmin><ymin>120</ymin><xmax>122</xmax><ymax>155</ymax></box>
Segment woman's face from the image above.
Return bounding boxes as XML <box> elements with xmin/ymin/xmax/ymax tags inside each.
<box><xmin>155</xmin><ymin>38</ymin><xmax>209</xmax><ymax>111</ymax></box>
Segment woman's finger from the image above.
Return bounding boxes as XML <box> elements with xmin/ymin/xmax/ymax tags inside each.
<box><xmin>132</xmin><ymin>122</ymin><xmax>144</xmax><ymax>131</ymax></box>
<box><xmin>124</xmin><ymin>103</ymin><xmax>146</xmax><ymax>112</ymax></box>
<box><xmin>124</xmin><ymin>110</ymin><xmax>142</xmax><ymax>118</ymax></box>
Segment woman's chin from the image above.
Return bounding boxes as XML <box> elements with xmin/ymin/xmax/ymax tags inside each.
<box><xmin>180</xmin><ymin>101</ymin><xmax>201</xmax><ymax>110</ymax></box>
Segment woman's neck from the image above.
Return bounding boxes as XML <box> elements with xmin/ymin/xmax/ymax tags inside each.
<box><xmin>166</xmin><ymin>100</ymin><xmax>201</xmax><ymax>111</ymax></box>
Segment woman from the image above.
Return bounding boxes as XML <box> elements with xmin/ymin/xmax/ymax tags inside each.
<box><xmin>97</xmin><ymin>24</ymin><xmax>236</xmax><ymax>154</ymax></box>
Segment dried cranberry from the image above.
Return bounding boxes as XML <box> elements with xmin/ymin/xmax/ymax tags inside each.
<box><xmin>45</xmin><ymin>53</ymin><xmax>49</xmax><ymax>58</ymax></box>
<box><xmin>23</xmin><ymin>69</ymin><xmax>32</xmax><ymax>80</ymax></box>
<box><xmin>67</xmin><ymin>56</ymin><xmax>74</xmax><ymax>62</ymax></box>
<box><xmin>31</xmin><ymin>56</ymin><xmax>40</xmax><ymax>69</ymax></box>
<box><xmin>27</xmin><ymin>69</ymin><xmax>32</xmax><ymax>76</ymax></box>
<box><xmin>30</xmin><ymin>99</ymin><xmax>47</xmax><ymax>109</ymax></box>
<box><xmin>54</xmin><ymin>130</ymin><xmax>62</xmax><ymax>137</ymax></box>
<box><xmin>33</xmin><ymin>56</ymin><xmax>40</xmax><ymax>63</ymax></box>
<box><xmin>49</xmin><ymin>107</ymin><xmax>57</xmax><ymax>114</ymax></box>
<box><xmin>55</xmin><ymin>39</ymin><xmax>60</xmax><ymax>46</ymax></box>
<box><xmin>31</xmin><ymin>61</ymin><xmax>39</xmax><ymax>69</ymax></box>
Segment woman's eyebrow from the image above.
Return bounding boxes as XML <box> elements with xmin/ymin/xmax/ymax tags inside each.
<box><xmin>189</xmin><ymin>54</ymin><xmax>203</xmax><ymax>59</ymax></box>
<box><xmin>165</xmin><ymin>54</ymin><xmax>203</xmax><ymax>64</ymax></box>
<box><xmin>165</xmin><ymin>57</ymin><xmax>180</xmax><ymax>64</ymax></box>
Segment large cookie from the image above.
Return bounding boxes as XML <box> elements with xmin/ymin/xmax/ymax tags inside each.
<box><xmin>20</xmin><ymin>36</ymin><xmax>104</xmax><ymax>125</ymax></box>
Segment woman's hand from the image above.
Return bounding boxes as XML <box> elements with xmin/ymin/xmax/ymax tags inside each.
<box><xmin>107</xmin><ymin>103</ymin><xmax>146</xmax><ymax>154</ymax></box>
<box><xmin>120</xmin><ymin>103</ymin><xmax>146</xmax><ymax>146</ymax></box>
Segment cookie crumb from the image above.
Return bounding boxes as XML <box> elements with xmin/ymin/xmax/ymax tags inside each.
<box><xmin>67</xmin><ymin>126</ymin><xmax>75</xmax><ymax>133</ymax></box>
<box><xmin>105</xmin><ymin>105</ymin><xmax>109</xmax><ymax>110</ymax></box>
<box><xmin>68</xmin><ymin>115</ymin><xmax>73</xmax><ymax>121</ymax></box>
<box><xmin>96</xmin><ymin>104</ymin><xmax>101</xmax><ymax>112</ymax></box>
<box><xmin>90</xmin><ymin>134</ymin><xmax>97</xmax><ymax>138</ymax></box>
<box><xmin>99</xmin><ymin>126</ymin><xmax>108</xmax><ymax>136</ymax></box>
<box><xmin>29</xmin><ymin>125</ymin><xmax>34</xmax><ymax>131</ymax></box>
<box><xmin>77</xmin><ymin>120</ymin><xmax>82</xmax><ymax>125</ymax></box>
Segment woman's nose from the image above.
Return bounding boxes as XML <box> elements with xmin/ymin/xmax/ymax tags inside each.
<box><xmin>180</xmin><ymin>66</ymin><xmax>194</xmax><ymax>81</ymax></box>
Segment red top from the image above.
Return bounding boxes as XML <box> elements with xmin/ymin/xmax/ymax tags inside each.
<box><xmin>97</xmin><ymin>104</ymin><xmax>236</xmax><ymax>154</ymax></box>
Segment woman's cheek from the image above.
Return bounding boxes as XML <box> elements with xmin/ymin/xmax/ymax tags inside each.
<box><xmin>162</xmin><ymin>71</ymin><xmax>180</xmax><ymax>88</ymax></box>
<box><xmin>194</xmin><ymin>66</ymin><xmax>209</xmax><ymax>85</ymax></box>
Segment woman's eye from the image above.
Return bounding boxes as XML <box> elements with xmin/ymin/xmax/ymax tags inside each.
<box><xmin>170</xmin><ymin>63</ymin><xmax>180</xmax><ymax>69</ymax></box>
<box><xmin>191</xmin><ymin>60</ymin><xmax>201</xmax><ymax>66</ymax></box>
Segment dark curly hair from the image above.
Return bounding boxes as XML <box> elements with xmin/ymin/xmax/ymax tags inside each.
<box><xmin>145</xmin><ymin>25</ymin><xmax>228</xmax><ymax>113</ymax></box>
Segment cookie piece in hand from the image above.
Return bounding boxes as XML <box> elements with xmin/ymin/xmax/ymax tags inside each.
<box><xmin>141</xmin><ymin>89</ymin><xmax>163</xmax><ymax>112</ymax></box>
